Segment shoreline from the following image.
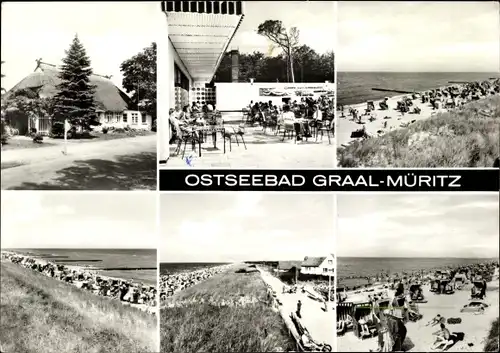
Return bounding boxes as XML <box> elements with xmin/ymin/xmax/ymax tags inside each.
<box><xmin>336</xmin><ymin>79</ymin><xmax>500</xmax><ymax>149</ymax></box>
<box><xmin>1</xmin><ymin>250</ymin><xmax>157</xmax><ymax>314</ymax></box>
<box><xmin>159</xmin><ymin>263</ymin><xmax>236</xmax><ymax>303</ymax></box>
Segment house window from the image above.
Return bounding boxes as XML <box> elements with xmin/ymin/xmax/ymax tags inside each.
<box><xmin>323</xmin><ymin>268</ymin><xmax>328</xmax><ymax>273</ymax></box>
<box><xmin>105</xmin><ymin>112</ymin><xmax>113</xmax><ymax>123</ymax></box>
<box><xmin>131</xmin><ymin>112</ymin><xmax>139</xmax><ymax>124</ymax></box>
<box><xmin>141</xmin><ymin>113</ymin><xmax>146</xmax><ymax>124</ymax></box>
<box><xmin>328</xmin><ymin>260</ymin><xmax>333</xmax><ymax>265</ymax></box>
<box><xmin>123</xmin><ymin>113</ymin><xmax>128</xmax><ymax>123</ymax></box>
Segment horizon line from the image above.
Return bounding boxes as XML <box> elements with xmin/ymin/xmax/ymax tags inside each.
<box><xmin>338</xmin><ymin>255</ymin><xmax>499</xmax><ymax>259</ymax></box>
<box><xmin>2</xmin><ymin>247</ymin><xmax>156</xmax><ymax>250</ymax></box>
<box><xmin>338</xmin><ymin>70</ymin><xmax>500</xmax><ymax>74</ymax></box>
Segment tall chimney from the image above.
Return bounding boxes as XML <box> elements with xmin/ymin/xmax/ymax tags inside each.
<box><xmin>230</xmin><ymin>49</ymin><xmax>239</xmax><ymax>83</ymax></box>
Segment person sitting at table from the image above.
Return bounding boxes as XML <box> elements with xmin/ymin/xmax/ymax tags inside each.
<box><xmin>282</xmin><ymin>105</ymin><xmax>311</xmax><ymax>141</ymax></box>
<box><xmin>179</xmin><ymin>105</ymin><xmax>190</xmax><ymax>122</ymax></box>
<box><xmin>191</xmin><ymin>101</ymin><xmax>200</xmax><ymax>112</ymax></box>
<box><xmin>169</xmin><ymin>108</ymin><xmax>183</xmax><ymax>144</ymax></box>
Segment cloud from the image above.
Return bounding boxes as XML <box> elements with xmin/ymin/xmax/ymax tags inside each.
<box><xmin>338</xmin><ymin>195</ymin><xmax>499</xmax><ymax>258</ymax></box>
<box><xmin>160</xmin><ymin>194</ymin><xmax>334</xmax><ymax>262</ymax></box>
<box><xmin>1</xmin><ymin>193</ymin><xmax>156</xmax><ymax>249</ymax></box>
<box><xmin>337</xmin><ymin>1</ymin><xmax>499</xmax><ymax>72</ymax></box>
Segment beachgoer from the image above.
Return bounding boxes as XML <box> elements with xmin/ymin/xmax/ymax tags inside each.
<box><xmin>431</xmin><ymin>323</ymin><xmax>452</xmax><ymax>350</ymax></box>
<box><xmin>359</xmin><ymin>314</ymin><xmax>372</xmax><ymax>337</ymax></box>
<box><xmin>427</xmin><ymin>314</ymin><xmax>443</xmax><ymax>327</ymax></box>
<box><xmin>296</xmin><ymin>300</ymin><xmax>302</xmax><ymax>318</ymax></box>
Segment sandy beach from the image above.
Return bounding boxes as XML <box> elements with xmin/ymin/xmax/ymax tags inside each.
<box><xmin>336</xmin><ymin>82</ymin><xmax>500</xmax><ymax>148</ymax></box>
<box><xmin>338</xmin><ymin>269</ymin><xmax>500</xmax><ymax>352</ymax></box>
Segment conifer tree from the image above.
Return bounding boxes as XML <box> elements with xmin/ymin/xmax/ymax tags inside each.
<box><xmin>53</xmin><ymin>35</ymin><xmax>98</xmax><ymax>130</ymax></box>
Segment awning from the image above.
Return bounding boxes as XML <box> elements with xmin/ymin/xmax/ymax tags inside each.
<box><xmin>163</xmin><ymin>1</ymin><xmax>244</xmax><ymax>82</ymax></box>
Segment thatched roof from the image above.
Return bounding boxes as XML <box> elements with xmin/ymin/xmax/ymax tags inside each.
<box><xmin>3</xmin><ymin>61</ymin><xmax>132</xmax><ymax>112</ymax></box>
<box><xmin>301</xmin><ymin>256</ymin><xmax>327</xmax><ymax>267</ymax></box>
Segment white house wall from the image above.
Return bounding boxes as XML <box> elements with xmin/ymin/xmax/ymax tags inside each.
<box><xmin>168</xmin><ymin>39</ymin><xmax>193</xmax><ymax>109</ymax></box>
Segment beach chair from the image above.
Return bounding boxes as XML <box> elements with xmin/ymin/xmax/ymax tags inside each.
<box><xmin>352</xmin><ymin>303</ymin><xmax>377</xmax><ymax>339</ymax></box>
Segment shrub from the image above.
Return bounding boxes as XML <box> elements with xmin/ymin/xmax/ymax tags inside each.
<box><xmin>51</xmin><ymin>121</ymin><xmax>65</xmax><ymax>137</ymax></box>
<box><xmin>151</xmin><ymin>119</ymin><xmax>157</xmax><ymax>132</ymax></box>
<box><xmin>33</xmin><ymin>133</ymin><xmax>44</xmax><ymax>143</ymax></box>
<box><xmin>114</xmin><ymin>127</ymin><xmax>126</xmax><ymax>134</ymax></box>
<box><xmin>1</xmin><ymin>119</ymin><xmax>10</xmax><ymax>145</ymax></box>
<box><xmin>484</xmin><ymin>317</ymin><xmax>499</xmax><ymax>352</ymax></box>
<box><xmin>102</xmin><ymin>127</ymin><xmax>109</xmax><ymax>134</ymax></box>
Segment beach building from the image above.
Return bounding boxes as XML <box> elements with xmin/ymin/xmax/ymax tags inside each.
<box><xmin>158</xmin><ymin>0</ymin><xmax>244</xmax><ymax>163</ymax></box>
<box><xmin>300</xmin><ymin>254</ymin><xmax>335</xmax><ymax>277</ymax></box>
<box><xmin>2</xmin><ymin>60</ymin><xmax>151</xmax><ymax>135</ymax></box>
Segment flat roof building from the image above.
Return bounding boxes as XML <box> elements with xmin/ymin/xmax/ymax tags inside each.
<box><xmin>159</xmin><ymin>1</ymin><xmax>244</xmax><ymax>163</ymax></box>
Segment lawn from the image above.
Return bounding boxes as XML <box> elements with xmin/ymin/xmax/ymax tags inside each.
<box><xmin>1</xmin><ymin>130</ymin><xmax>155</xmax><ymax>151</ymax></box>
<box><xmin>64</xmin><ymin>130</ymin><xmax>156</xmax><ymax>144</ymax></box>
<box><xmin>0</xmin><ymin>261</ymin><xmax>157</xmax><ymax>353</ymax></box>
<box><xmin>1</xmin><ymin>138</ymin><xmax>55</xmax><ymax>151</ymax></box>
<box><xmin>338</xmin><ymin>95</ymin><xmax>500</xmax><ymax>167</ymax></box>
<box><xmin>160</xmin><ymin>265</ymin><xmax>294</xmax><ymax>353</ymax></box>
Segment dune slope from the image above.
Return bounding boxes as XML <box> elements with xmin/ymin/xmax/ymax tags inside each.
<box><xmin>0</xmin><ymin>261</ymin><xmax>157</xmax><ymax>353</ymax></box>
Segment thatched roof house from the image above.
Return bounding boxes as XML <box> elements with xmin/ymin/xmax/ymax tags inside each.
<box><xmin>2</xmin><ymin>60</ymin><xmax>152</xmax><ymax>134</ymax></box>
<box><xmin>301</xmin><ymin>254</ymin><xmax>335</xmax><ymax>277</ymax></box>
<box><xmin>3</xmin><ymin>61</ymin><xmax>132</xmax><ymax>112</ymax></box>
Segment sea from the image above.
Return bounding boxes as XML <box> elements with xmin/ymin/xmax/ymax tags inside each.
<box><xmin>337</xmin><ymin>72</ymin><xmax>500</xmax><ymax>106</ymax></box>
<box><xmin>337</xmin><ymin>257</ymin><xmax>498</xmax><ymax>288</ymax></box>
<box><xmin>160</xmin><ymin>262</ymin><xmax>230</xmax><ymax>275</ymax></box>
<box><xmin>8</xmin><ymin>248</ymin><xmax>157</xmax><ymax>285</ymax></box>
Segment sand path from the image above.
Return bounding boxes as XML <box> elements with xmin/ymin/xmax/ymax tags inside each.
<box><xmin>338</xmin><ymin>278</ymin><xmax>499</xmax><ymax>352</ymax></box>
<box><xmin>259</xmin><ymin>269</ymin><xmax>335</xmax><ymax>349</ymax></box>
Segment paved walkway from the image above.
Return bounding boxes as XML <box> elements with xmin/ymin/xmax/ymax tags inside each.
<box><xmin>259</xmin><ymin>269</ymin><xmax>335</xmax><ymax>349</ymax></box>
<box><xmin>1</xmin><ymin>135</ymin><xmax>157</xmax><ymax>190</ymax></box>
<box><xmin>161</xmin><ymin>122</ymin><xmax>336</xmax><ymax>169</ymax></box>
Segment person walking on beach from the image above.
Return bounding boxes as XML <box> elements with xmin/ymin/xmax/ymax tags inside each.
<box><xmin>296</xmin><ymin>300</ymin><xmax>302</xmax><ymax>318</ymax></box>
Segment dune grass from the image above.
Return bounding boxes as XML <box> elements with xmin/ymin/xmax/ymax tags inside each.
<box><xmin>0</xmin><ymin>262</ymin><xmax>157</xmax><ymax>353</ymax></box>
<box><xmin>338</xmin><ymin>95</ymin><xmax>500</xmax><ymax>167</ymax></box>
<box><xmin>160</xmin><ymin>266</ymin><xmax>294</xmax><ymax>352</ymax></box>
<box><xmin>484</xmin><ymin>317</ymin><xmax>499</xmax><ymax>352</ymax></box>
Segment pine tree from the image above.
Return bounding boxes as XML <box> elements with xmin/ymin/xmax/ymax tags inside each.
<box><xmin>53</xmin><ymin>35</ymin><xmax>98</xmax><ymax>130</ymax></box>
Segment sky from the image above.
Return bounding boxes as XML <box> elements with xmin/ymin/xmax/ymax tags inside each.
<box><xmin>160</xmin><ymin>193</ymin><xmax>335</xmax><ymax>263</ymax></box>
<box><xmin>230</xmin><ymin>1</ymin><xmax>335</xmax><ymax>55</ymax></box>
<box><xmin>337</xmin><ymin>194</ymin><xmax>499</xmax><ymax>258</ymax></box>
<box><xmin>1</xmin><ymin>2</ymin><xmax>160</xmax><ymax>92</ymax></box>
<box><xmin>1</xmin><ymin>192</ymin><xmax>157</xmax><ymax>249</ymax></box>
<box><xmin>338</xmin><ymin>1</ymin><xmax>500</xmax><ymax>72</ymax></box>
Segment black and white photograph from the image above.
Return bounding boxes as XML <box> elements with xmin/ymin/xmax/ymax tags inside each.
<box><xmin>336</xmin><ymin>194</ymin><xmax>500</xmax><ymax>352</ymax></box>
<box><xmin>0</xmin><ymin>192</ymin><xmax>158</xmax><ymax>353</ymax></box>
<box><xmin>1</xmin><ymin>2</ymin><xmax>158</xmax><ymax>190</ymax></box>
<box><xmin>158</xmin><ymin>0</ymin><xmax>336</xmax><ymax>169</ymax></box>
<box><xmin>159</xmin><ymin>193</ymin><xmax>335</xmax><ymax>352</ymax></box>
<box><xmin>336</xmin><ymin>1</ymin><xmax>500</xmax><ymax>168</ymax></box>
